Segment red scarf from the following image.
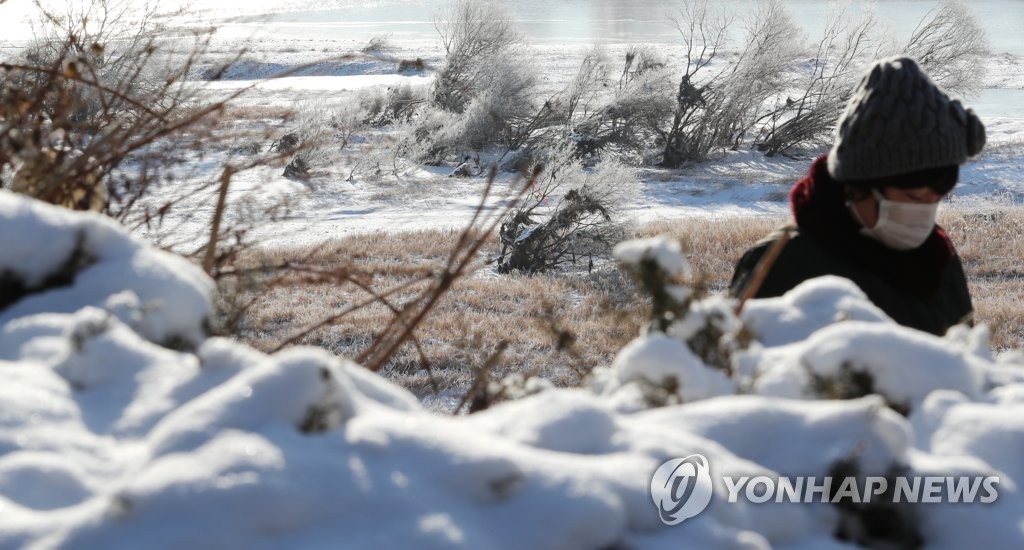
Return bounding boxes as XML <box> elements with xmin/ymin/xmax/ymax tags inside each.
<box><xmin>789</xmin><ymin>155</ymin><xmax>955</xmax><ymax>296</ymax></box>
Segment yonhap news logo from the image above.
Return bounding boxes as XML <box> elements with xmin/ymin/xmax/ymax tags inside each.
<box><xmin>651</xmin><ymin>455</ymin><xmax>1000</xmax><ymax>526</ymax></box>
<box><xmin>650</xmin><ymin>454</ymin><xmax>714</xmax><ymax>525</ymax></box>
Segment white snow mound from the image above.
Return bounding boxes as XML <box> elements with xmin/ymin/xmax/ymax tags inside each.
<box><xmin>0</xmin><ymin>191</ymin><xmax>212</xmax><ymax>347</ymax></box>
<box><xmin>1</xmin><ymin>194</ymin><xmax>1023</xmax><ymax>548</ymax></box>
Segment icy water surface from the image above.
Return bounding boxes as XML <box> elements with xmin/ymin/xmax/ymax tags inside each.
<box><xmin>5</xmin><ymin>0</ymin><xmax>1023</xmax><ymax>53</ymax></box>
<box><xmin>4</xmin><ymin>0</ymin><xmax>1022</xmax><ymax>117</ymax></box>
<box><xmin>214</xmin><ymin>0</ymin><xmax>1024</xmax><ymax>54</ymax></box>
<box><xmin>5</xmin><ymin>1</ymin><xmax>1023</xmax><ymax>55</ymax></box>
<box><xmin>975</xmin><ymin>88</ymin><xmax>1024</xmax><ymax>119</ymax></box>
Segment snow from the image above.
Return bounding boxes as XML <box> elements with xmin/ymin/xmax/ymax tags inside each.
<box><xmin>3</xmin><ymin>202</ymin><xmax>1024</xmax><ymax>547</ymax></box>
<box><xmin>637</xmin><ymin>394</ymin><xmax>910</xmax><ymax>478</ymax></box>
<box><xmin>595</xmin><ymin>333</ymin><xmax>737</xmax><ymax>411</ymax></box>
<box><xmin>4</xmin><ymin>0</ymin><xmax>1024</xmax><ymax>544</ymax></box>
<box><xmin>199</xmin><ymin>74</ymin><xmax>431</xmax><ymax>92</ymax></box>
<box><xmin>741</xmin><ymin>287</ymin><xmax>988</xmax><ymax>413</ymax></box>
<box><xmin>923</xmin><ymin>399</ymin><xmax>1024</xmax><ymax>482</ymax></box>
<box><xmin>0</xmin><ymin>192</ymin><xmax>213</xmax><ymax>348</ymax></box>
<box><xmin>801</xmin><ymin>323</ymin><xmax>985</xmax><ymax>407</ymax></box>
<box><xmin>613</xmin><ymin>236</ymin><xmax>692</xmax><ymax>278</ymax></box>
<box><xmin>741</xmin><ymin>276</ymin><xmax>891</xmax><ymax>347</ymax></box>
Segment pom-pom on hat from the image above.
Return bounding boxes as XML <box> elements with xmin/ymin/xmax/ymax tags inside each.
<box><xmin>827</xmin><ymin>56</ymin><xmax>986</xmax><ymax>183</ymax></box>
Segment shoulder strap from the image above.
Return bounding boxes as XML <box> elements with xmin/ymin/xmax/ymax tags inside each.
<box><xmin>734</xmin><ymin>224</ymin><xmax>797</xmax><ymax>315</ymax></box>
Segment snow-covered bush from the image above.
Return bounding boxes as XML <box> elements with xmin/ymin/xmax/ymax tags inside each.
<box><xmin>598</xmin><ymin>235</ymin><xmax>740</xmax><ymax>408</ymax></box>
<box><xmin>496</xmin><ymin>149</ymin><xmax>638</xmax><ymax>274</ymax></box>
<box><xmin>735</xmin><ymin>277</ymin><xmax>989</xmax><ymax>415</ymax></box>
<box><xmin>2</xmin><ymin>195</ymin><xmax>1023</xmax><ymax>548</ymax></box>
<box><xmin>593</xmin><ymin>332</ymin><xmax>736</xmax><ymax>410</ymax></box>
<box><xmin>612</xmin><ymin>234</ymin><xmax>745</xmax><ymax>374</ymax></box>
<box><xmin>660</xmin><ymin>0</ymin><xmax>803</xmax><ymax>166</ymax></box>
<box><xmin>0</xmin><ymin>191</ymin><xmax>212</xmax><ymax>348</ymax></box>
<box><xmin>425</xmin><ymin>0</ymin><xmax>539</xmax><ymax>157</ymax></box>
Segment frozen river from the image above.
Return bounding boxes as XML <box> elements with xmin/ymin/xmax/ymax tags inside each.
<box><xmin>204</xmin><ymin>0</ymin><xmax>1024</xmax><ymax>119</ymax></box>
<box><xmin>211</xmin><ymin>0</ymin><xmax>1024</xmax><ymax>53</ymax></box>
<box><xmin>5</xmin><ymin>0</ymin><xmax>1024</xmax><ymax>54</ymax></box>
<box><xmin>4</xmin><ymin>0</ymin><xmax>1022</xmax><ymax>118</ymax></box>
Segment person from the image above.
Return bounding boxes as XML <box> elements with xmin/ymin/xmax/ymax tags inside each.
<box><xmin>729</xmin><ymin>56</ymin><xmax>986</xmax><ymax>335</ymax></box>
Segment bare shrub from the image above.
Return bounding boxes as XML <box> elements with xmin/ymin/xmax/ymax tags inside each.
<box><xmin>345</xmin><ymin>123</ymin><xmax>425</xmax><ymax>181</ymax></box>
<box><xmin>569</xmin><ymin>46</ymin><xmax>675</xmax><ymax>162</ymax></box>
<box><xmin>756</xmin><ymin>1</ymin><xmax>988</xmax><ymax>156</ymax></box>
<box><xmin>423</xmin><ymin>0</ymin><xmax>539</xmax><ymax>158</ymax></box>
<box><xmin>276</xmin><ymin>86</ymin><xmax>427</xmax><ymax>182</ymax></box>
<box><xmin>15</xmin><ymin>0</ymin><xmax>185</xmax><ymax>128</ymax></box>
<box><xmin>497</xmin><ymin>146</ymin><xmax>639</xmax><ymax>274</ymax></box>
<box><xmin>410</xmin><ymin>107</ymin><xmax>458</xmax><ymax>165</ymax></box>
<box><xmin>901</xmin><ymin>0</ymin><xmax>989</xmax><ymax>97</ymax></box>
<box><xmin>362</xmin><ymin>33</ymin><xmax>395</xmax><ymax>54</ymax></box>
<box><xmin>504</xmin><ymin>45</ymin><xmax>676</xmax><ymax>165</ymax></box>
<box><xmin>431</xmin><ymin>0</ymin><xmax>526</xmax><ymax>113</ymax></box>
<box><xmin>0</xmin><ymin>0</ymin><xmax>340</xmax><ymax>287</ymax></box>
<box><xmin>0</xmin><ymin>0</ymin><xmax>249</xmax><ymax>214</ymax></box>
<box><xmin>396</xmin><ymin>58</ymin><xmax>425</xmax><ymax>72</ymax></box>
<box><xmin>452</xmin><ymin>68</ymin><xmax>536</xmax><ymax>151</ymax></box>
<box><xmin>555</xmin><ymin>47</ymin><xmax>611</xmax><ymax>126</ymax></box>
<box><xmin>276</xmin><ymin>99</ymin><xmax>337</xmax><ymax>179</ymax></box>
<box><xmin>755</xmin><ymin>6</ymin><xmax>887</xmax><ymax>156</ymax></box>
<box><xmin>713</xmin><ymin>0</ymin><xmax>803</xmax><ymax>149</ymax></box>
<box><xmin>659</xmin><ymin>0</ymin><xmax>802</xmax><ymax>166</ymax></box>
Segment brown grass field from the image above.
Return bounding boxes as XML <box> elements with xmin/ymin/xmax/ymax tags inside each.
<box><xmin>221</xmin><ymin>207</ymin><xmax>1024</xmax><ymax>406</ymax></box>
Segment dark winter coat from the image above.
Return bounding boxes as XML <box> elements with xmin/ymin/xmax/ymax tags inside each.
<box><xmin>729</xmin><ymin>155</ymin><xmax>972</xmax><ymax>336</ymax></box>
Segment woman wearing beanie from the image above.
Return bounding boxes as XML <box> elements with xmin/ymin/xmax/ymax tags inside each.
<box><xmin>730</xmin><ymin>56</ymin><xmax>986</xmax><ymax>335</ymax></box>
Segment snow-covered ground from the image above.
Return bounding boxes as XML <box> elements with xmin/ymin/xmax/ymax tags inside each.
<box><xmin>109</xmin><ymin>0</ymin><xmax>1022</xmax><ymax>247</ymax></box>
<box><xmin>2</xmin><ymin>194</ymin><xmax>1023</xmax><ymax>548</ymax></box>
<box><xmin>131</xmin><ymin>41</ymin><xmax>1023</xmax><ymax>249</ymax></box>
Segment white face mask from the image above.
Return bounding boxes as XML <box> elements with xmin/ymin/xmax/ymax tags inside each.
<box><xmin>853</xmin><ymin>189</ymin><xmax>939</xmax><ymax>250</ymax></box>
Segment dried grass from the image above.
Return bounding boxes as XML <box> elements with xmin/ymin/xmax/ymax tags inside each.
<box><xmin>941</xmin><ymin>207</ymin><xmax>1024</xmax><ymax>349</ymax></box>
<box><xmin>226</xmin><ymin>229</ymin><xmax>645</xmax><ymax>401</ymax></box>
<box><xmin>636</xmin><ymin>215</ymin><xmax>786</xmax><ymax>292</ymax></box>
<box><xmin>224</xmin><ymin>207</ymin><xmax>1024</xmax><ymax>404</ymax></box>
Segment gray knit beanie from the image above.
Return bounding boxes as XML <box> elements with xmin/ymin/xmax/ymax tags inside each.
<box><xmin>827</xmin><ymin>56</ymin><xmax>986</xmax><ymax>182</ymax></box>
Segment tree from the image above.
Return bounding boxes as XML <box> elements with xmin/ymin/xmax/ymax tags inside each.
<box><xmin>421</xmin><ymin>0</ymin><xmax>539</xmax><ymax>159</ymax></box>
<box><xmin>755</xmin><ymin>6</ymin><xmax>886</xmax><ymax>156</ymax></box>
<box><xmin>902</xmin><ymin>0</ymin><xmax>989</xmax><ymax>97</ymax></box>
<box><xmin>658</xmin><ymin>0</ymin><xmax>802</xmax><ymax>166</ymax></box>
<box><xmin>755</xmin><ymin>0</ymin><xmax>988</xmax><ymax>156</ymax></box>
<box><xmin>567</xmin><ymin>45</ymin><xmax>675</xmax><ymax>162</ymax></box>
<box><xmin>431</xmin><ymin>0</ymin><xmax>527</xmax><ymax>114</ymax></box>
